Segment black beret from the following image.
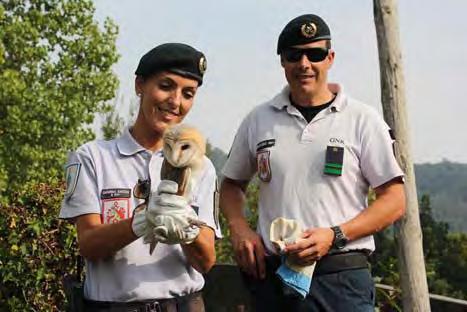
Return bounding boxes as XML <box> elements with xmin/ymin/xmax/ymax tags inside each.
<box><xmin>277</xmin><ymin>14</ymin><xmax>331</xmax><ymax>54</ymax></box>
<box><xmin>135</xmin><ymin>43</ymin><xmax>207</xmax><ymax>86</ymax></box>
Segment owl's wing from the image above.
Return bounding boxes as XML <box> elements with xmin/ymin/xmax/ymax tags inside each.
<box><xmin>160</xmin><ymin>159</ymin><xmax>191</xmax><ymax>196</ymax></box>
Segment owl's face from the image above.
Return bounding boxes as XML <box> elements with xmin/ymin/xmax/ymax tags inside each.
<box><xmin>162</xmin><ymin>125</ymin><xmax>206</xmax><ymax>168</ymax></box>
<box><xmin>163</xmin><ymin>138</ymin><xmax>202</xmax><ymax>168</ymax></box>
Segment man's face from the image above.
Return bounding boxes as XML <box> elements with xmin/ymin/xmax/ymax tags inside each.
<box><xmin>135</xmin><ymin>71</ymin><xmax>198</xmax><ymax>135</ymax></box>
<box><xmin>281</xmin><ymin>40</ymin><xmax>335</xmax><ymax>97</ymax></box>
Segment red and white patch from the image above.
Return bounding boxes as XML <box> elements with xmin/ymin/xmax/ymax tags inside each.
<box><xmin>102</xmin><ymin>199</ymin><xmax>130</xmax><ymax>224</ymax></box>
<box><xmin>257</xmin><ymin>150</ymin><xmax>272</xmax><ymax>182</ymax></box>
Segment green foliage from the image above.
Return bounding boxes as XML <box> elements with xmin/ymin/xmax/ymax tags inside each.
<box><xmin>0</xmin><ymin>178</ymin><xmax>78</xmax><ymax>311</ymax></box>
<box><xmin>372</xmin><ymin>193</ymin><xmax>467</xmax><ymax>310</ymax></box>
<box><xmin>0</xmin><ymin>1</ymin><xmax>119</xmax><ymax>310</ymax></box>
<box><xmin>101</xmin><ymin>105</ymin><xmax>124</xmax><ymax>140</ymax></box>
<box><xmin>215</xmin><ymin>181</ymin><xmax>259</xmax><ymax>264</ymax></box>
<box><xmin>0</xmin><ymin>0</ymin><xmax>119</xmax><ymax>194</ymax></box>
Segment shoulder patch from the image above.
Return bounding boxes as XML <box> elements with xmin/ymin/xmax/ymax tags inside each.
<box><xmin>64</xmin><ymin>163</ymin><xmax>81</xmax><ymax>198</ymax></box>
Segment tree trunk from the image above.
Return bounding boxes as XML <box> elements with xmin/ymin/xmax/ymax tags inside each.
<box><xmin>373</xmin><ymin>0</ymin><xmax>431</xmax><ymax>311</ymax></box>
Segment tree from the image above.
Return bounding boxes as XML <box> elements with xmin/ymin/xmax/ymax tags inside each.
<box><xmin>0</xmin><ymin>1</ymin><xmax>119</xmax><ymax>309</ymax></box>
<box><xmin>0</xmin><ymin>0</ymin><xmax>119</xmax><ymax>196</ymax></box>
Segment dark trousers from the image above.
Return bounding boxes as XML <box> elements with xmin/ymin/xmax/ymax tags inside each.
<box><xmin>244</xmin><ymin>255</ymin><xmax>375</xmax><ymax>312</ymax></box>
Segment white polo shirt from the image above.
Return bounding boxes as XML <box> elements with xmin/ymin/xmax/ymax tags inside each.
<box><xmin>222</xmin><ymin>83</ymin><xmax>403</xmax><ymax>254</ymax></box>
<box><xmin>59</xmin><ymin>128</ymin><xmax>221</xmax><ymax>302</ymax></box>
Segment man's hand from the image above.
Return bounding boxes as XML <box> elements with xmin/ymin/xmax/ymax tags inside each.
<box><xmin>285</xmin><ymin>227</ymin><xmax>334</xmax><ymax>266</ymax></box>
<box><xmin>230</xmin><ymin>223</ymin><xmax>266</xmax><ymax>279</ymax></box>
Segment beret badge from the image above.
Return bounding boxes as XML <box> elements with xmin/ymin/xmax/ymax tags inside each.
<box><xmin>301</xmin><ymin>22</ymin><xmax>317</xmax><ymax>38</ymax></box>
<box><xmin>198</xmin><ymin>56</ymin><xmax>207</xmax><ymax>75</ymax></box>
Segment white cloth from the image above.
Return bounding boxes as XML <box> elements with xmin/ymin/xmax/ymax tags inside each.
<box><xmin>270</xmin><ymin>217</ymin><xmax>316</xmax><ymax>298</ymax></box>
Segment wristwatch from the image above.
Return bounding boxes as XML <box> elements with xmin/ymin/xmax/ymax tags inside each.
<box><xmin>331</xmin><ymin>226</ymin><xmax>348</xmax><ymax>250</ymax></box>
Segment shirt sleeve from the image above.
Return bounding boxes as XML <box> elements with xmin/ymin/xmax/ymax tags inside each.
<box><xmin>359</xmin><ymin>110</ymin><xmax>404</xmax><ymax>188</ymax></box>
<box><xmin>193</xmin><ymin>157</ymin><xmax>222</xmax><ymax>238</ymax></box>
<box><xmin>221</xmin><ymin>113</ymin><xmax>256</xmax><ymax>181</ymax></box>
<box><xmin>59</xmin><ymin>147</ymin><xmax>101</xmax><ymax>219</ymax></box>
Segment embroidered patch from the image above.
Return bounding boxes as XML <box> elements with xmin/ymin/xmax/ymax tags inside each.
<box><xmin>64</xmin><ymin>163</ymin><xmax>81</xmax><ymax>198</ymax></box>
<box><xmin>102</xmin><ymin>198</ymin><xmax>130</xmax><ymax>224</ymax></box>
<box><xmin>257</xmin><ymin>150</ymin><xmax>272</xmax><ymax>182</ymax></box>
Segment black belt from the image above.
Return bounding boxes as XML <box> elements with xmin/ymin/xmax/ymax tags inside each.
<box><xmin>83</xmin><ymin>291</ymin><xmax>203</xmax><ymax>312</ymax></box>
<box><xmin>266</xmin><ymin>250</ymin><xmax>369</xmax><ymax>276</ymax></box>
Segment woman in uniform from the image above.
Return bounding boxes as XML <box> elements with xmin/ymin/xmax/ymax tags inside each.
<box><xmin>59</xmin><ymin>43</ymin><xmax>220</xmax><ymax>312</ymax></box>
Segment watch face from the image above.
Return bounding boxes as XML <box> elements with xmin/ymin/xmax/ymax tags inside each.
<box><xmin>332</xmin><ymin>226</ymin><xmax>347</xmax><ymax>249</ymax></box>
<box><xmin>335</xmin><ymin>238</ymin><xmax>347</xmax><ymax>249</ymax></box>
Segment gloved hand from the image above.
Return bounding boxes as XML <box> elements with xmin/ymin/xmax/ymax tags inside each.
<box><xmin>131</xmin><ymin>203</ymin><xmax>147</xmax><ymax>238</ymax></box>
<box><xmin>145</xmin><ymin>180</ymin><xmax>203</xmax><ymax>245</ymax></box>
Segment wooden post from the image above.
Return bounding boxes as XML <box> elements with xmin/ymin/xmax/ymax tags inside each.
<box><xmin>373</xmin><ymin>0</ymin><xmax>431</xmax><ymax>311</ymax></box>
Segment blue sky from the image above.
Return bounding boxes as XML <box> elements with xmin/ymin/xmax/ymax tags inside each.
<box><xmin>93</xmin><ymin>0</ymin><xmax>467</xmax><ymax>163</ymax></box>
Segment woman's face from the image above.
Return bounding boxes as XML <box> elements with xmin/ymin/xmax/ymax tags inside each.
<box><xmin>135</xmin><ymin>71</ymin><xmax>199</xmax><ymax>135</ymax></box>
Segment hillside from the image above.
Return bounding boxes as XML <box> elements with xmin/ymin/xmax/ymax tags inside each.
<box><xmin>415</xmin><ymin>161</ymin><xmax>467</xmax><ymax>232</ymax></box>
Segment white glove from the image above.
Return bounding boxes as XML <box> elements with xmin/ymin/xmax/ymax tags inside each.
<box><xmin>145</xmin><ymin>180</ymin><xmax>203</xmax><ymax>245</ymax></box>
<box><xmin>131</xmin><ymin>204</ymin><xmax>147</xmax><ymax>238</ymax></box>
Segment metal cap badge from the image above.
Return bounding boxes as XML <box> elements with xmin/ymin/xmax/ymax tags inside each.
<box><xmin>301</xmin><ymin>22</ymin><xmax>317</xmax><ymax>38</ymax></box>
<box><xmin>199</xmin><ymin>56</ymin><xmax>207</xmax><ymax>75</ymax></box>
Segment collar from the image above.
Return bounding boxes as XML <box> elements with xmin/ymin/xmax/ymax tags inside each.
<box><xmin>269</xmin><ymin>83</ymin><xmax>347</xmax><ymax>113</ymax></box>
<box><xmin>116</xmin><ymin>127</ymin><xmax>147</xmax><ymax>156</ymax></box>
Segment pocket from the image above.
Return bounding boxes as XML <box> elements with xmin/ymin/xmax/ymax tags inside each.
<box><xmin>338</xmin><ymin>268</ymin><xmax>375</xmax><ymax>307</ymax></box>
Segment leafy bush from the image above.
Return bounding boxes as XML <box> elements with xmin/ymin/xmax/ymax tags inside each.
<box><xmin>0</xmin><ymin>178</ymin><xmax>77</xmax><ymax>311</ymax></box>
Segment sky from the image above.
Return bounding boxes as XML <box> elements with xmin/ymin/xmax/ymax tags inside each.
<box><xmin>93</xmin><ymin>0</ymin><xmax>467</xmax><ymax>164</ymax></box>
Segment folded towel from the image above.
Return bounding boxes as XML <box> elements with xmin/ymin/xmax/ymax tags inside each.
<box><xmin>270</xmin><ymin>217</ymin><xmax>316</xmax><ymax>299</ymax></box>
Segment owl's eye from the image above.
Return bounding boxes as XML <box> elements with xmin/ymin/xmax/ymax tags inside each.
<box><xmin>181</xmin><ymin>144</ymin><xmax>190</xmax><ymax>151</ymax></box>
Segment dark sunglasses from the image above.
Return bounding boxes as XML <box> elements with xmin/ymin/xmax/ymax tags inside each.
<box><xmin>283</xmin><ymin>47</ymin><xmax>329</xmax><ymax>63</ymax></box>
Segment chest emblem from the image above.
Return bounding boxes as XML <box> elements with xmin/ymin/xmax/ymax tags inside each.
<box><xmin>100</xmin><ymin>188</ymin><xmax>131</xmax><ymax>224</ymax></box>
<box><xmin>102</xmin><ymin>199</ymin><xmax>130</xmax><ymax>224</ymax></box>
<box><xmin>257</xmin><ymin>150</ymin><xmax>272</xmax><ymax>182</ymax></box>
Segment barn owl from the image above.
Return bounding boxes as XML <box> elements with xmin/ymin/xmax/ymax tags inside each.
<box><xmin>146</xmin><ymin>124</ymin><xmax>207</xmax><ymax>254</ymax></box>
<box><xmin>160</xmin><ymin>123</ymin><xmax>207</xmax><ymax>198</ymax></box>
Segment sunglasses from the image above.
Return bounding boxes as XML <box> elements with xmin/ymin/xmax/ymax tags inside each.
<box><xmin>282</xmin><ymin>47</ymin><xmax>329</xmax><ymax>63</ymax></box>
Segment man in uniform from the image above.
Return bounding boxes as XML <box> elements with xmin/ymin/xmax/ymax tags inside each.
<box><xmin>60</xmin><ymin>43</ymin><xmax>221</xmax><ymax>311</ymax></box>
<box><xmin>220</xmin><ymin>14</ymin><xmax>406</xmax><ymax>311</ymax></box>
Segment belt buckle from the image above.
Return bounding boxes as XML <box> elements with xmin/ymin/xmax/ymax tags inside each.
<box><xmin>145</xmin><ymin>301</ymin><xmax>161</xmax><ymax>312</ymax></box>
